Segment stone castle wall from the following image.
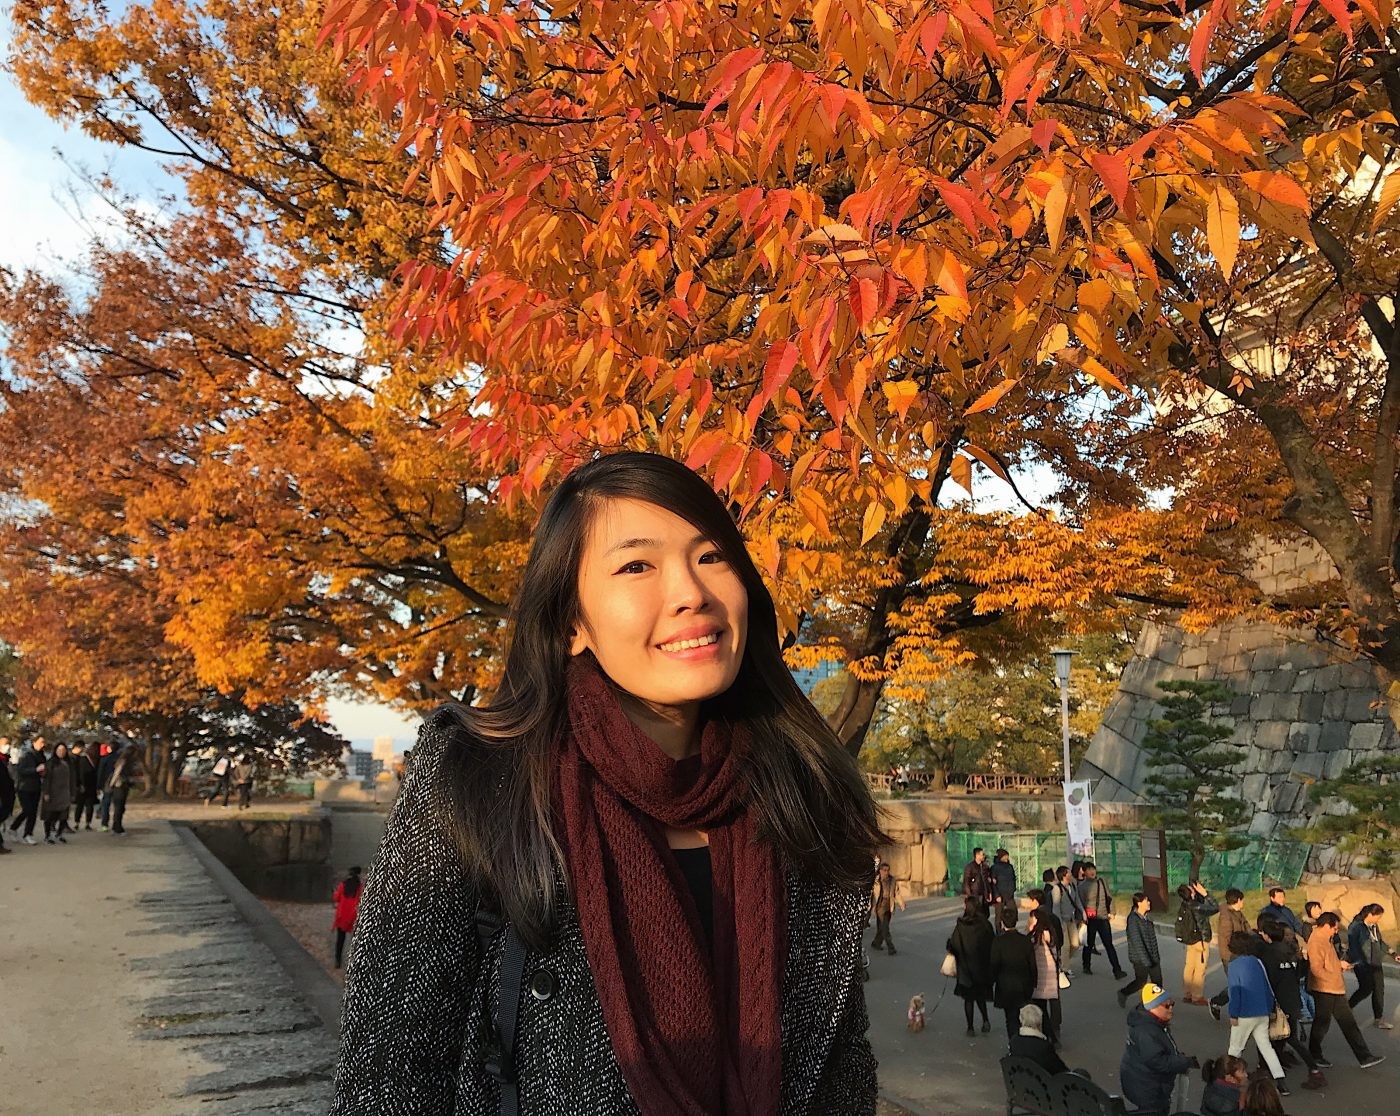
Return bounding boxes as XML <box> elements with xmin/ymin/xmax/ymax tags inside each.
<box><xmin>1079</xmin><ymin>540</ymin><xmax>1398</xmax><ymax>875</ymax></box>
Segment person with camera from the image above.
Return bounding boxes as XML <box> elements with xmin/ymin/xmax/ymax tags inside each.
<box><xmin>1176</xmin><ymin>880</ymin><xmax>1219</xmax><ymax>1006</ymax></box>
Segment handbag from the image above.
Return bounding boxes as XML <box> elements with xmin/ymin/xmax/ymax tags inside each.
<box><xmin>941</xmin><ymin>951</ymin><xmax>958</xmax><ymax>978</ymax></box>
<box><xmin>1058</xmin><ymin>969</ymin><xmax>1072</xmax><ymax>990</ymax></box>
<box><xmin>1269</xmin><ymin>1006</ymin><xmax>1292</xmax><ymax>1040</ymax></box>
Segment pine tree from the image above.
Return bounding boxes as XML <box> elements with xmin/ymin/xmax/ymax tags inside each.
<box><xmin>1293</xmin><ymin>757</ymin><xmax>1400</xmax><ymax>876</ymax></box>
<box><xmin>1141</xmin><ymin>680</ymin><xmax>1250</xmax><ymax>880</ymax></box>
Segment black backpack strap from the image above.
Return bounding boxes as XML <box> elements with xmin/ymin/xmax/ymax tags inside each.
<box><xmin>474</xmin><ymin>903</ymin><xmax>528</xmax><ymax>1116</ymax></box>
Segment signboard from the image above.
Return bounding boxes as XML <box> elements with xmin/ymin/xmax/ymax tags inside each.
<box><xmin>1141</xmin><ymin>827</ymin><xmax>1170</xmax><ymax>911</ymax></box>
<box><xmin>1064</xmin><ymin>780</ymin><xmax>1095</xmax><ymax>859</ymax></box>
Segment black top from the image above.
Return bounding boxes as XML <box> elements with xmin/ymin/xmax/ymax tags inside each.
<box><xmin>672</xmin><ymin>845</ymin><xmax>714</xmax><ymax>948</ymax></box>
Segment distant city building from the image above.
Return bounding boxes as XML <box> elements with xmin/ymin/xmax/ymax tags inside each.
<box><xmin>344</xmin><ymin>748</ymin><xmax>382</xmax><ymax>784</ymax></box>
<box><xmin>791</xmin><ymin>661</ymin><xmax>840</xmax><ymax>696</ymax></box>
<box><xmin>372</xmin><ymin>735</ymin><xmax>396</xmax><ymax>767</ymax></box>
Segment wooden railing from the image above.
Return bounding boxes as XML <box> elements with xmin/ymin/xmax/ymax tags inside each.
<box><xmin>866</xmin><ymin>772</ymin><xmax>1062</xmax><ymax>794</ymax></box>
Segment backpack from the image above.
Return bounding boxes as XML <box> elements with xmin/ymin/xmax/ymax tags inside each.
<box><xmin>1175</xmin><ymin>903</ymin><xmax>1210</xmax><ymax>944</ymax></box>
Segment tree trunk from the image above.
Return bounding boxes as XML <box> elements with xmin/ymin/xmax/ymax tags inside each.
<box><xmin>164</xmin><ymin>744</ymin><xmax>187</xmax><ymax>797</ymax></box>
<box><xmin>1189</xmin><ymin>849</ymin><xmax>1205</xmax><ymax>884</ymax></box>
<box><xmin>826</xmin><ymin>434</ymin><xmax>962</xmax><ymax>756</ymax></box>
<box><xmin>928</xmin><ymin>764</ymin><xmax>948</xmax><ymax>792</ymax></box>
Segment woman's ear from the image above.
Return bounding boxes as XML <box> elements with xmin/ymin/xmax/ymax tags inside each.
<box><xmin>569</xmin><ymin>626</ymin><xmax>590</xmax><ymax>657</ymax></box>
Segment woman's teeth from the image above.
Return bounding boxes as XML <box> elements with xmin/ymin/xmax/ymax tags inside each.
<box><xmin>659</xmin><ymin>633</ymin><xmax>719</xmax><ymax>652</ymax></box>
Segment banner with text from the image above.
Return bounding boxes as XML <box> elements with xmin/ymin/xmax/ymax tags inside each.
<box><xmin>1064</xmin><ymin>780</ymin><xmax>1095</xmax><ymax>859</ymax></box>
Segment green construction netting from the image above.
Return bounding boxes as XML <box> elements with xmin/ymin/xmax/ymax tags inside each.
<box><xmin>944</xmin><ymin>829</ymin><xmax>1310</xmax><ymax>897</ymax></box>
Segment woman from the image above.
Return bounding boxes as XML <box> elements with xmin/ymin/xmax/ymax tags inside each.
<box><xmin>1241</xmin><ymin>1077</ymin><xmax>1289</xmax><ymax>1116</ymax></box>
<box><xmin>947</xmin><ymin>896</ymin><xmax>994</xmax><ymax>1036</ymax></box>
<box><xmin>233</xmin><ymin>756</ymin><xmax>255</xmax><ymax>810</ymax></box>
<box><xmin>1225</xmin><ymin>932</ymin><xmax>1289</xmax><ymax>1096</ymax></box>
<box><xmin>332</xmin><ymin>866</ymin><xmax>363</xmax><ymax>968</ymax></box>
<box><xmin>1028</xmin><ymin>908</ymin><xmax>1062</xmax><ymax>1046</ymax></box>
<box><xmin>41</xmin><ymin>742</ymin><xmax>74</xmax><ymax>844</ymax></box>
<box><xmin>332</xmin><ymin>453</ymin><xmax>885</xmax><ymax>1115</ymax></box>
<box><xmin>1198</xmin><ymin>1054</ymin><xmax>1247</xmax><ymax>1116</ymax></box>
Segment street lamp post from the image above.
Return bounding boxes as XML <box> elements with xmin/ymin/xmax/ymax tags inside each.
<box><xmin>1052</xmin><ymin>649</ymin><xmax>1076</xmax><ymax>858</ymax></box>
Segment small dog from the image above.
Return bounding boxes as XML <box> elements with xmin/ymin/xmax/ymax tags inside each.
<box><xmin>907</xmin><ymin>993</ymin><xmax>926</xmax><ymax>1033</ymax></box>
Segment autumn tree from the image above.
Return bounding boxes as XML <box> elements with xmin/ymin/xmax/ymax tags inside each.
<box><xmin>1141</xmin><ymin>679</ymin><xmax>1251</xmax><ymax>880</ymax></box>
<box><xmin>8</xmin><ymin>0</ymin><xmax>1396</xmax><ymax>763</ymax></box>
<box><xmin>863</xmin><ymin>629</ymin><xmax>1134</xmax><ymax>786</ymax></box>
<box><xmin>0</xmin><ymin>643</ymin><xmax>20</xmax><ymax>737</ymax></box>
<box><xmin>1</xmin><ymin>0</ymin><xmax>1227</xmax><ymax>753</ymax></box>
<box><xmin>321</xmin><ymin>0</ymin><xmax>1398</xmax><ymax>744</ymax></box>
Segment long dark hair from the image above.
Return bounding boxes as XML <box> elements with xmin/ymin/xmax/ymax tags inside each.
<box><xmin>437</xmin><ymin>452</ymin><xmax>885</xmax><ymax>946</ymax></box>
<box><xmin>342</xmin><ymin>866</ymin><xmax>362</xmax><ymax>900</ymax></box>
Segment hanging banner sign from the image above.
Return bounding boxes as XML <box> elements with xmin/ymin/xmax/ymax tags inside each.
<box><xmin>1064</xmin><ymin>780</ymin><xmax>1095</xmax><ymax>858</ymax></box>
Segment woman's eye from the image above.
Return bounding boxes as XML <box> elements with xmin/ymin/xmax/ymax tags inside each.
<box><xmin>698</xmin><ymin>550</ymin><xmax>726</xmax><ymax>564</ymax></box>
<box><xmin>616</xmin><ymin>561</ymin><xmax>649</xmax><ymax>575</ymax></box>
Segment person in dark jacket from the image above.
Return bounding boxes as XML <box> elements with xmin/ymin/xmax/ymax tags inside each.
<box><xmin>1118</xmin><ymin>893</ymin><xmax>1162</xmax><ymax>1007</ymax></box>
<box><xmin>1198</xmin><ymin>1054</ymin><xmax>1247</xmax><ymax>1116</ymax></box>
<box><xmin>960</xmin><ymin>847</ymin><xmax>994</xmax><ymax>905</ymax></box>
<box><xmin>107</xmin><ymin>744</ymin><xmax>148</xmax><ymax>835</ymax></box>
<box><xmin>990</xmin><ymin>849</ymin><xmax>1017</xmax><ymax>932</ymax></box>
<box><xmin>8</xmin><ymin>736</ymin><xmax>46</xmax><ymax>844</ymax></box>
<box><xmin>1119</xmin><ymin>985</ymin><xmax>1197</xmax><ymax>1116</ymax></box>
<box><xmin>1026</xmin><ymin>888</ymin><xmax>1064</xmax><ymax>954</ymax></box>
<box><xmin>331</xmin><ymin>453</ymin><xmax>882</xmax><ymax>1115</ymax></box>
<box><xmin>1346</xmin><ymin>904</ymin><xmax>1400</xmax><ymax>1028</ymax></box>
<box><xmin>0</xmin><ymin>738</ymin><xmax>15</xmax><ymax>854</ymax></box>
<box><xmin>1257</xmin><ymin>917</ymin><xmax>1325</xmax><ymax>1089</ymax></box>
<box><xmin>1258</xmin><ymin>888</ymin><xmax>1305</xmax><ymax>938</ymax></box>
<box><xmin>1177</xmin><ymin>881</ymin><xmax>1219</xmax><ymax>1005</ymax></box>
<box><xmin>97</xmin><ymin>743</ymin><xmax>119</xmax><ymax>830</ymax></box>
<box><xmin>40</xmin><ymin>742</ymin><xmax>74</xmax><ymax>843</ymax></box>
<box><xmin>990</xmin><ymin>905</ymin><xmax>1037</xmax><ymax>1040</ymax></box>
<box><xmin>1077</xmin><ymin>862</ymin><xmax>1126</xmax><ymax>977</ymax></box>
<box><xmin>1008</xmin><ymin>1003</ymin><xmax>1068</xmax><ymax>1075</ymax></box>
<box><xmin>947</xmin><ymin>895</ymin><xmax>994</xmax><ymax>1036</ymax></box>
<box><xmin>70</xmin><ymin>743</ymin><xmax>100</xmax><ymax>830</ymax></box>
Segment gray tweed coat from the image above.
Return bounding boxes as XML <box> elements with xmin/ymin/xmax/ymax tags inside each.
<box><xmin>331</xmin><ymin>716</ymin><xmax>877</xmax><ymax>1115</ymax></box>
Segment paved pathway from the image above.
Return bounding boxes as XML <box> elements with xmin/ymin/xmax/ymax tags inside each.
<box><xmin>867</xmin><ymin>894</ymin><xmax>1399</xmax><ymax>1115</ymax></box>
<box><xmin>0</xmin><ymin>804</ymin><xmax>334</xmax><ymax>1115</ymax></box>
<box><xmin>5</xmin><ymin>803</ymin><xmax>1395</xmax><ymax>1115</ymax></box>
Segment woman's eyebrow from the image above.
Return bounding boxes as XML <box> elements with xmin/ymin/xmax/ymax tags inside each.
<box><xmin>604</xmin><ymin>533</ymin><xmax>709</xmax><ymax>556</ymax></box>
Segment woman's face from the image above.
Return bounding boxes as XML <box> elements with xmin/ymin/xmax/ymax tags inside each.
<box><xmin>570</xmin><ymin>497</ymin><xmax>748</xmax><ymax>716</ymax></box>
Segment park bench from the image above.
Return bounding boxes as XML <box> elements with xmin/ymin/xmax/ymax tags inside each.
<box><xmin>1000</xmin><ymin>1055</ymin><xmax>1132</xmax><ymax>1116</ymax></box>
<box><xmin>1000</xmin><ymin>1055</ymin><xmax>1199</xmax><ymax>1116</ymax></box>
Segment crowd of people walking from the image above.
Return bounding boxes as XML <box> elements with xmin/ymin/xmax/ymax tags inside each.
<box><xmin>0</xmin><ymin>734</ymin><xmax>153</xmax><ymax>848</ymax></box>
<box><xmin>869</xmin><ymin>847</ymin><xmax>1398</xmax><ymax>1114</ymax></box>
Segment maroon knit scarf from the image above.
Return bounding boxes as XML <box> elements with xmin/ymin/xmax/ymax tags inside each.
<box><xmin>554</xmin><ymin>658</ymin><xmax>786</xmax><ymax>1116</ymax></box>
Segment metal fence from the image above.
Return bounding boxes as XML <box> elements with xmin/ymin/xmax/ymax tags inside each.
<box><xmin>944</xmin><ymin>829</ymin><xmax>1310</xmax><ymax>897</ymax></box>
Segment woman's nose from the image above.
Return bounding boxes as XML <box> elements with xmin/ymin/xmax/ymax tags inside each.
<box><xmin>663</xmin><ymin>559</ymin><xmax>710</xmax><ymax>611</ymax></box>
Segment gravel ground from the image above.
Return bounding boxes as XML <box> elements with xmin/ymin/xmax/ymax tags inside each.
<box><xmin>262</xmin><ymin>898</ymin><xmax>345</xmax><ymax>985</ymax></box>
